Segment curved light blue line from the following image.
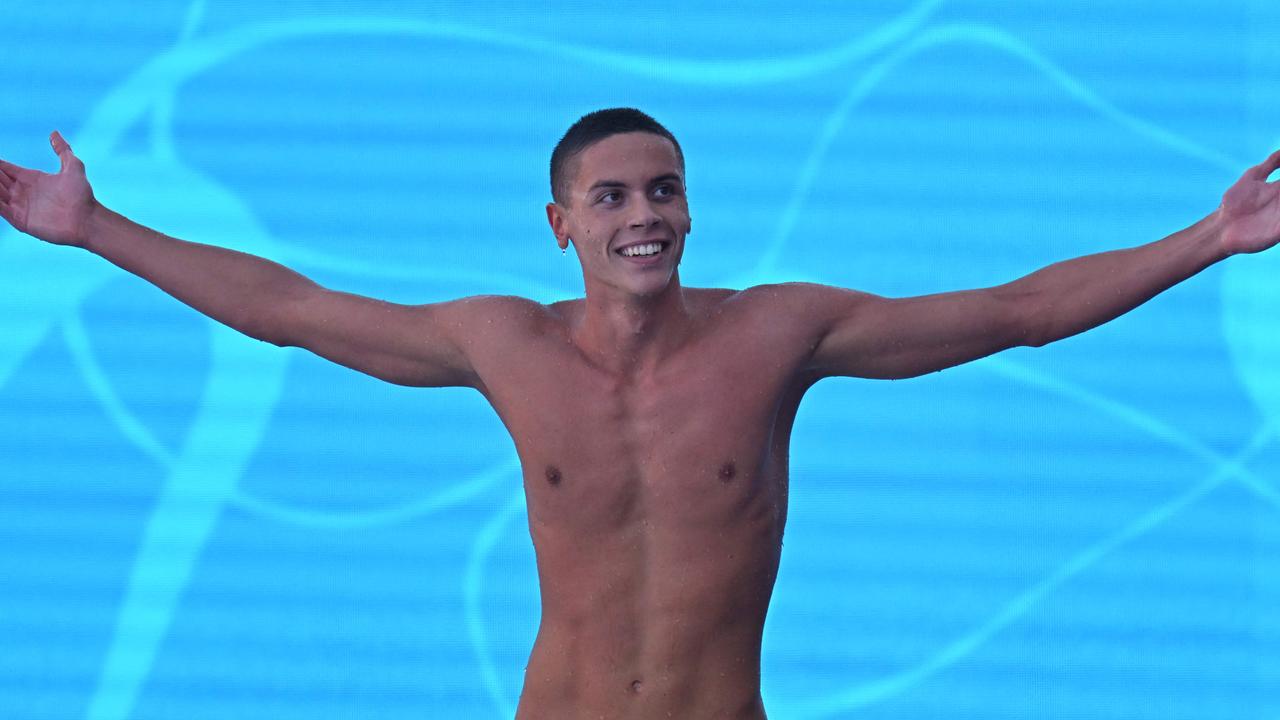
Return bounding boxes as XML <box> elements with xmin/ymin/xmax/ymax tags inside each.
<box><xmin>463</xmin><ymin>488</ymin><xmax>528</xmax><ymax>719</ymax></box>
<box><xmin>0</xmin><ymin>240</ymin><xmax>117</xmax><ymax>392</ymax></box>
<box><xmin>72</xmin><ymin>72</ymin><xmax>294</xmax><ymax>720</ymax></box>
<box><xmin>150</xmin><ymin>93</ymin><xmax>178</xmax><ymax>163</ymax></box>
<box><xmin>59</xmin><ymin>309</ymin><xmax>176</xmax><ymax>469</ymax></box>
<box><xmin>87</xmin><ymin>328</ymin><xmax>289</xmax><ymax>720</ymax></box>
<box><xmin>228</xmin><ymin>456</ymin><xmax>520</xmax><ymax>529</ymax></box>
<box><xmin>177</xmin><ymin>0</ymin><xmax>205</xmax><ymax>40</ymax></box>
<box><xmin>962</xmin><ymin>24</ymin><xmax>1243</xmax><ymax>170</ymax></box>
<box><xmin>280</xmin><ymin>245</ymin><xmax>564</xmax><ymax>300</ymax></box>
<box><xmin>756</xmin><ymin>22</ymin><xmax>1244</xmax><ymax>274</ymax></box>
<box><xmin>149</xmin><ymin>0</ymin><xmax>206</xmax><ymax>161</ymax></box>
<box><xmin>982</xmin><ymin>356</ymin><xmax>1280</xmax><ymax>512</ymax></box>
<box><xmin>80</xmin><ymin>1</ymin><xmax>945</xmax><ymax>159</ymax></box>
<box><xmin>786</xmin><ymin>352</ymin><xmax>1276</xmax><ymax>712</ymax></box>
<box><xmin>793</xmin><ymin>423</ymin><xmax>1273</xmax><ymax>719</ymax></box>
<box><xmin>1244</xmin><ymin>473</ymin><xmax>1280</xmax><ymax>512</ymax></box>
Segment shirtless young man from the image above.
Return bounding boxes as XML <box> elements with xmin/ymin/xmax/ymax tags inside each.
<box><xmin>1</xmin><ymin>108</ymin><xmax>1278</xmax><ymax>719</ymax></box>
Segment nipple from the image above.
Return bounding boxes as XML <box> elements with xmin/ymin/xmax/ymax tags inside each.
<box><xmin>545</xmin><ymin>466</ymin><xmax>562</xmax><ymax>486</ymax></box>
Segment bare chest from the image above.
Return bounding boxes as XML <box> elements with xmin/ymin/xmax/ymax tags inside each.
<box><xmin>482</xmin><ymin>338</ymin><xmax>801</xmax><ymax>534</ymax></box>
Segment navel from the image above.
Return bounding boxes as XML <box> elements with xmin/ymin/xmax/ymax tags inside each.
<box><xmin>718</xmin><ymin>461</ymin><xmax>736</xmax><ymax>482</ymax></box>
<box><xmin>545</xmin><ymin>465</ymin><xmax>562</xmax><ymax>487</ymax></box>
<box><xmin>629</xmin><ymin>679</ymin><xmax>643</xmax><ymax>694</ymax></box>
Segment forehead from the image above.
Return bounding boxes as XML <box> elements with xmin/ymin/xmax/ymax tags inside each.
<box><xmin>570</xmin><ymin>132</ymin><xmax>682</xmax><ymax>188</ymax></box>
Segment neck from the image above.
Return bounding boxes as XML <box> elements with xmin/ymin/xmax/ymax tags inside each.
<box><xmin>573</xmin><ymin>274</ymin><xmax>692</xmax><ymax>372</ymax></box>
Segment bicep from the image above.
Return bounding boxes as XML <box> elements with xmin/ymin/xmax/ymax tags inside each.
<box><xmin>805</xmin><ymin>283</ymin><xmax>1034</xmax><ymax>380</ymax></box>
<box><xmin>279</xmin><ymin>289</ymin><xmax>484</xmax><ymax>388</ymax></box>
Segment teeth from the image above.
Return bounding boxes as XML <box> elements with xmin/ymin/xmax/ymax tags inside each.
<box><xmin>621</xmin><ymin>243</ymin><xmax>663</xmax><ymax>257</ymax></box>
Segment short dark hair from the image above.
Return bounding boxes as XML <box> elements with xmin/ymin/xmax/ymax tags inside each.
<box><xmin>550</xmin><ymin>107</ymin><xmax>684</xmax><ymax>205</ymax></box>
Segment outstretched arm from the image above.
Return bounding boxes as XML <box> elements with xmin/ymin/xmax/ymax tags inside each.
<box><xmin>0</xmin><ymin>132</ymin><xmax>480</xmax><ymax>388</ymax></box>
<box><xmin>794</xmin><ymin>149</ymin><xmax>1280</xmax><ymax>380</ymax></box>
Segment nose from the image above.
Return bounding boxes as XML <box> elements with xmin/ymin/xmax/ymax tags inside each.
<box><xmin>628</xmin><ymin>199</ymin><xmax>661</xmax><ymax>230</ymax></box>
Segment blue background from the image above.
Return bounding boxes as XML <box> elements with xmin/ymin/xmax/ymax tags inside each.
<box><xmin>2</xmin><ymin>1</ymin><xmax>1278</xmax><ymax>718</ymax></box>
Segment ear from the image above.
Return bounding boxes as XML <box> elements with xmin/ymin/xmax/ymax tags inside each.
<box><xmin>546</xmin><ymin>202</ymin><xmax>571</xmax><ymax>251</ymax></box>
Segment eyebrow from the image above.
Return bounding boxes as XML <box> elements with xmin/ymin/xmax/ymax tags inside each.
<box><xmin>587</xmin><ymin>173</ymin><xmax>683</xmax><ymax>193</ymax></box>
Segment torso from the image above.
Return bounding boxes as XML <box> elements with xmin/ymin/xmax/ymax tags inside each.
<box><xmin>468</xmin><ymin>287</ymin><xmax>821</xmax><ymax>719</ymax></box>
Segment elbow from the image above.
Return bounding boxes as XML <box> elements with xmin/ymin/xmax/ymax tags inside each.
<box><xmin>1023</xmin><ymin>332</ymin><xmax>1050</xmax><ymax>349</ymax></box>
<box><xmin>1014</xmin><ymin>314</ymin><xmax>1052</xmax><ymax>349</ymax></box>
<box><xmin>998</xmin><ymin>287</ymin><xmax>1050</xmax><ymax>348</ymax></box>
<box><xmin>1019</xmin><ymin>314</ymin><xmax>1051</xmax><ymax>348</ymax></box>
<box><xmin>252</xmin><ymin>286</ymin><xmax>322</xmax><ymax>348</ymax></box>
<box><xmin>258</xmin><ymin>331</ymin><xmax>293</xmax><ymax>349</ymax></box>
<box><xmin>236</xmin><ymin>305</ymin><xmax>295</xmax><ymax>348</ymax></box>
<box><xmin>1021</xmin><ymin>310</ymin><xmax>1064</xmax><ymax>349</ymax></box>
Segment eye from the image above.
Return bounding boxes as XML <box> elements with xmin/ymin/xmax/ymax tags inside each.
<box><xmin>597</xmin><ymin>190</ymin><xmax>621</xmax><ymax>204</ymax></box>
<box><xmin>653</xmin><ymin>183</ymin><xmax>679</xmax><ymax>199</ymax></box>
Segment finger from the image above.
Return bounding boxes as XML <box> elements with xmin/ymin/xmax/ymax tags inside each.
<box><xmin>0</xmin><ymin>158</ymin><xmax>23</xmax><ymax>179</ymax></box>
<box><xmin>50</xmin><ymin>130</ymin><xmax>77</xmax><ymax>173</ymax></box>
<box><xmin>0</xmin><ymin>167</ymin><xmax>11</xmax><ymax>190</ymax></box>
<box><xmin>1248</xmin><ymin>148</ymin><xmax>1280</xmax><ymax>182</ymax></box>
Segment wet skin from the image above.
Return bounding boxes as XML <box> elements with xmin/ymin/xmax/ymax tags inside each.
<box><xmin>477</xmin><ymin>286</ymin><xmax>815</xmax><ymax>719</ymax></box>
<box><xmin>495</xmin><ymin>133</ymin><xmax>809</xmax><ymax>717</ymax></box>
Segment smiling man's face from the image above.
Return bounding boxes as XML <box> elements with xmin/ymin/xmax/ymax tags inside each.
<box><xmin>547</xmin><ymin>132</ymin><xmax>691</xmax><ymax>299</ymax></box>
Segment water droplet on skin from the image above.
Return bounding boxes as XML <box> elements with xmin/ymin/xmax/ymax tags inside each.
<box><xmin>718</xmin><ymin>461</ymin><xmax>736</xmax><ymax>482</ymax></box>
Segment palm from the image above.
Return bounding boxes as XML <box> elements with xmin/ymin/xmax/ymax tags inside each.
<box><xmin>0</xmin><ymin>132</ymin><xmax>95</xmax><ymax>247</ymax></box>
<box><xmin>1219</xmin><ymin>149</ymin><xmax>1280</xmax><ymax>255</ymax></box>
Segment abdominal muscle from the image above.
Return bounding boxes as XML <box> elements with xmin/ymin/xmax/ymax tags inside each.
<box><xmin>513</xmin><ymin>473</ymin><xmax>783</xmax><ymax>720</ymax></box>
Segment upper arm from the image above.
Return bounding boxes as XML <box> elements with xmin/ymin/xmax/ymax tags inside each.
<box><xmin>783</xmin><ymin>282</ymin><xmax>1036</xmax><ymax>380</ymax></box>
<box><xmin>277</xmin><ymin>289</ymin><xmax>522</xmax><ymax>388</ymax></box>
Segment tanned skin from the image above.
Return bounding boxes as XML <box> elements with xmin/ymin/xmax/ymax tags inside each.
<box><xmin>2</xmin><ymin>130</ymin><xmax>1279</xmax><ymax>719</ymax></box>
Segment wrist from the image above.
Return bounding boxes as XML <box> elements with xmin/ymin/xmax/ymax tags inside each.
<box><xmin>1198</xmin><ymin>208</ymin><xmax>1233</xmax><ymax>263</ymax></box>
<box><xmin>79</xmin><ymin>200</ymin><xmax>110</xmax><ymax>252</ymax></box>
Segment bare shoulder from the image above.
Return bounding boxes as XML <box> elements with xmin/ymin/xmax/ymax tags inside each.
<box><xmin>686</xmin><ymin>286</ymin><xmax>741</xmax><ymax>311</ymax></box>
<box><xmin>424</xmin><ymin>294</ymin><xmax>570</xmax><ymax>391</ymax></box>
<box><xmin>739</xmin><ymin>281</ymin><xmax>872</xmax><ymax>306</ymax></box>
<box><xmin>712</xmin><ymin>282</ymin><xmax>877</xmax><ymax>328</ymax></box>
<box><xmin>454</xmin><ymin>293</ymin><xmax>557</xmax><ymax>322</ymax></box>
<box><xmin>450</xmin><ymin>293</ymin><xmax>570</xmax><ymax>340</ymax></box>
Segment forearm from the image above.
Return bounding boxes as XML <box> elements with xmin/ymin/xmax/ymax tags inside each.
<box><xmin>80</xmin><ymin>201</ymin><xmax>316</xmax><ymax>345</ymax></box>
<box><xmin>1010</xmin><ymin>210</ymin><xmax>1230</xmax><ymax>347</ymax></box>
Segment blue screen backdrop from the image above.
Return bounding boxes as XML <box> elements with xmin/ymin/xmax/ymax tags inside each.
<box><xmin>2</xmin><ymin>1</ymin><xmax>1278</xmax><ymax>718</ymax></box>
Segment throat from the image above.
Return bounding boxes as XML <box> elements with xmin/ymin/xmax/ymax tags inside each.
<box><xmin>574</xmin><ymin>282</ymin><xmax>693</xmax><ymax>369</ymax></box>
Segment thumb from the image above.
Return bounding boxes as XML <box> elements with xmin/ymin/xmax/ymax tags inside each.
<box><xmin>49</xmin><ymin>131</ymin><xmax>78</xmax><ymax>173</ymax></box>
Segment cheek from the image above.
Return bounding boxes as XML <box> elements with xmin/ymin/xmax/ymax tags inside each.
<box><xmin>669</xmin><ymin>207</ymin><xmax>692</xmax><ymax>234</ymax></box>
<box><xmin>580</xmin><ymin>223</ymin><xmax>613</xmax><ymax>255</ymax></box>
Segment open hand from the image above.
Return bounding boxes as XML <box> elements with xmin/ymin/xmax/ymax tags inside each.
<box><xmin>0</xmin><ymin>131</ymin><xmax>97</xmax><ymax>247</ymax></box>
<box><xmin>1219</xmin><ymin>149</ymin><xmax>1280</xmax><ymax>256</ymax></box>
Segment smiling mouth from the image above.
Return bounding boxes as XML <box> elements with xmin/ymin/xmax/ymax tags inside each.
<box><xmin>615</xmin><ymin>241</ymin><xmax>670</xmax><ymax>258</ymax></box>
